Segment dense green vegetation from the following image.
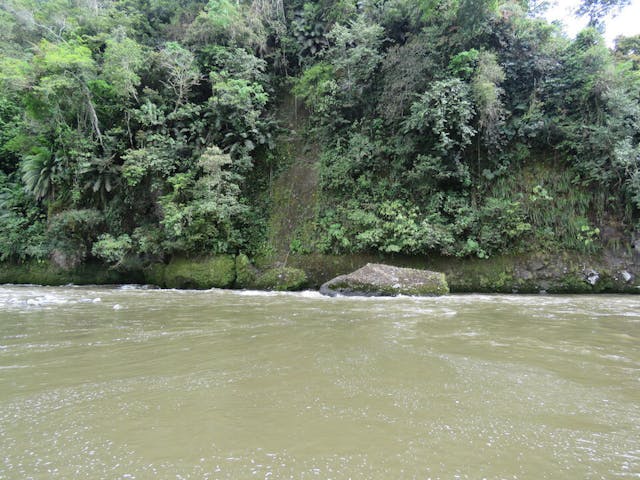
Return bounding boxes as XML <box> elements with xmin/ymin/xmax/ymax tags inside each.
<box><xmin>0</xmin><ymin>0</ymin><xmax>638</xmax><ymax>274</ymax></box>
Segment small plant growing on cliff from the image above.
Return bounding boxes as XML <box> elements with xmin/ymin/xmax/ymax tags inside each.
<box><xmin>577</xmin><ymin>222</ymin><xmax>600</xmax><ymax>251</ymax></box>
<box><xmin>530</xmin><ymin>185</ymin><xmax>553</xmax><ymax>202</ymax></box>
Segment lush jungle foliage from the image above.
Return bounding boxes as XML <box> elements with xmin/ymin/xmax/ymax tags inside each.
<box><xmin>0</xmin><ymin>0</ymin><xmax>638</xmax><ymax>268</ymax></box>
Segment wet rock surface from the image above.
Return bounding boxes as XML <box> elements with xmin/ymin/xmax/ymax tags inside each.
<box><xmin>320</xmin><ymin>263</ymin><xmax>449</xmax><ymax>297</ymax></box>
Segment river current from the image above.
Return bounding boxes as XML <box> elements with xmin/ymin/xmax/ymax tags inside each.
<box><xmin>0</xmin><ymin>285</ymin><xmax>638</xmax><ymax>479</ymax></box>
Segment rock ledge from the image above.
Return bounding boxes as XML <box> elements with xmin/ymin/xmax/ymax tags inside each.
<box><xmin>320</xmin><ymin>263</ymin><xmax>449</xmax><ymax>297</ymax></box>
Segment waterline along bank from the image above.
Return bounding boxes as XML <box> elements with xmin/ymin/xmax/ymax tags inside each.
<box><xmin>1</xmin><ymin>249</ymin><xmax>640</xmax><ymax>293</ymax></box>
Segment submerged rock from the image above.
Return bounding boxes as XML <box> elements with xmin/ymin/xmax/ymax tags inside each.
<box><xmin>320</xmin><ymin>263</ymin><xmax>449</xmax><ymax>297</ymax></box>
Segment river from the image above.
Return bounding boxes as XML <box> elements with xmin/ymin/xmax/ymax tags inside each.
<box><xmin>0</xmin><ymin>285</ymin><xmax>638</xmax><ymax>479</ymax></box>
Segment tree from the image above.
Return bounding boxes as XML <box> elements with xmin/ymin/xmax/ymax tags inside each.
<box><xmin>294</xmin><ymin>16</ymin><xmax>384</xmax><ymax>131</ymax></box>
<box><xmin>29</xmin><ymin>40</ymin><xmax>104</xmax><ymax>147</ymax></box>
<box><xmin>159</xmin><ymin>146</ymin><xmax>251</xmax><ymax>254</ymax></box>
<box><xmin>21</xmin><ymin>146</ymin><xmax>60</xmax><ymax>202</ymax></box>
<box><xmin>615</xmin><ymin>34</ymin><xmax>640</xmax><ymax>69</ymax></box>
<box><xmin>102</xmin><ymin>28</ymin><xmax>145</xmax><ymax>101</ymax></box>
<box><xmin>0</xmin><ymin>173</ymin><xmax>47</xmax><ymax>261</ymax></box>
<box><xmin>471</xmin><ymin>50</ymin><xmax>506</xmax><ymax>149</ymax></box>
<box><xmin>404</xmin><ymin>78</ymin><xmax>476</xmax><ymax>157</ymax></box>
<box><xmin>158</xmin><ymin>42</ymin><xmax>201</xmax><ymax>111</ymax></box>
<box><xmin>576</xmin><ymin>0</ymin><xmax>631</xmax><ymax>26</ymax></box>
<box><xmin>378</xmin><ymin>28</ymin><xmax>445</xmax><ymax>122</ymax></box>
<box><xmin>79</xmin><ymin>155</ymin><xmax>120</xmax><ymax>207</ymax></box>
<box><xmin>323</xmin><ymin>18</ymin><xmax>384</xmax><ymax>100</ymax></box>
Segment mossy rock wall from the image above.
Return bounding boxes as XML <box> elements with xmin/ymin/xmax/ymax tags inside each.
<box><xmin>143</xmin><ymin>263</ymin><xmax>166</xmax><ymax>288</ymax></box>
<box><xmin>0</xmin><ymin>261</ymin><xmax>142</xmax><ymax>285</ymax></box>
<box><xmin>153</xmin><ymin>255</ymin><xmax>236</xmax><ymax>289</ymax></box>
<box><xmin>252</xmin><ymin>266</ymin><xmax>308</xmax><ymax>291</ymax></box>
<box><xmin>3</xmin><ymin>250</ymin><xmax>639</xmax><ymax>294</ymax></box>
<box><xmin>235</xmin><ymin>253</ymin><xmax>257</xmax><ymax>288</ymax></box>
<box><xmin>286</xmin><ymin>254</ymin><xmax>379</xmax><ymax>288</ymax></box>
<box><xmin>287</xmin><ymin>251</ymin><xmax>640</xmax><ymax>294</ymax></box>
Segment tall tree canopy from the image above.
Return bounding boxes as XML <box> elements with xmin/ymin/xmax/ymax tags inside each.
<box><xmin>577</xmin><ymin>0</ymin><xmax>631</xmax><ymax>25</ymax></box>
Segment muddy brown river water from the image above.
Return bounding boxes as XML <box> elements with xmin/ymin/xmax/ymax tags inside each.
<box><xmin>0</xmin><ymin>285</ymin><xmax>638</xmax><ymax>479</ymax></box>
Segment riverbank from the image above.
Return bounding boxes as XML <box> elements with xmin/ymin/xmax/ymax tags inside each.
<box><xmin>2</xmin><ymin>249</ymin><xmax>639</xmax><ymax>293</ymax></box>
<box><xmin>286</xmin><ymin>250</ymin><xmax>640</xmax><ymax>293</ymax></box>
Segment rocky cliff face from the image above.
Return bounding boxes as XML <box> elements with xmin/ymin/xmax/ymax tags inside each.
<box><xmin>285</xmin><ymin>251</ymin><xmax>640</xmax><ymax>294</ymax></box>
<box><xmin>259</xmin><ymin>115</ymin><xmax>640</xmax><ymax>294</ymax></box>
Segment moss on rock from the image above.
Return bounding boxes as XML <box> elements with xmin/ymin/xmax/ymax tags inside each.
<box><xmin>0</xmin><ymin>260</ymin><xmax>141</xmax><ymax>285</ymax></box>
<box><xmin>162</xmin><ymin>255</ymin><xmax>236</xmax><ymax>289</ymax></box>
<box><xmin>235</xmin><ymin>253</ymin><xmax>257</xmax><ymax>288</ymax></box>
<box><xmin>253</xmin><ymin>266</ymin><xmax>307</xmax><ymax>291</ymax></box>
<box><xmin>320</xmin><ymin>263</ymin><xmax>449</xmax><ymax>297</ymax></box>
<box><xmin>286</xmin><ymin>251</ymin><xmax>640</xmax><ymax>294</ymax></box>
<box><xmin>4</xmin><ymin>248</ymin><xmax>639</xmax><ymax>294</ymax></box>
<box><xmin>143</xmin><ymin>263</ymin><xmax>166</xmax><ymax>287</ymax></box>
<box><xmin>287</xmin><ymin>253</ymin><xmax>377</xmax><ymax>288</ymax></box>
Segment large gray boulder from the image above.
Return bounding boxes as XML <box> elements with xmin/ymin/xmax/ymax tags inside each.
<box><xmin>320</xmin><ymin>263</ymin><xmax>449</xmax><ymax>297</ymax></box>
